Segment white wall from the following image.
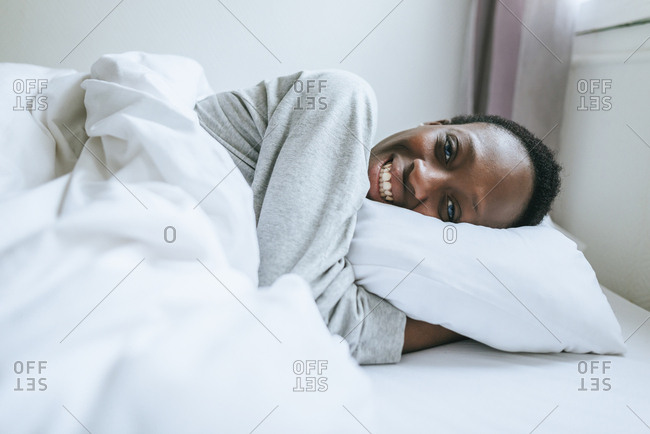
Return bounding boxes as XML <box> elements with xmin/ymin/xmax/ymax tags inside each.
<box><xmin>553</xmin><ymin>2</ymin><xmax>650</xmax><ymax>309</ymax></box>
<box><xmin>0</xmin><ymin>0</ymin><xmax>473</xmax><ymax>141</ymax></box>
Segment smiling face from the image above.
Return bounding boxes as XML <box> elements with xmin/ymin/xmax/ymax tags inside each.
<box><xmin>367</xmin><ymin>121</ymin><xmax>535</xmax><ymax>228</ymax></box>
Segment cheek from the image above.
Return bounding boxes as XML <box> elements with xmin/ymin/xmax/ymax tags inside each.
<box><xmin>372</xmin><ymin>131</ymin><xmax>407</xmax><ymax>153</ymax></box>
<box><xmin>369</xmin><ymin>143</ymin><xmax>393</xmax><ymax>162</ymax></box>
<box><xmin>410</xmin><ymin>202</ymin><xmax>438</xmax><ymax>219</ymax></box>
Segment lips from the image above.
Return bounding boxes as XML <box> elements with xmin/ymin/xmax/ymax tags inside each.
<box><xmin>368</xmin><ymin>154</ymin><xmax>407</xmax><ymax>205</ymax></box>
<box><xmin>378</xmin><ymin>160</ymin><xmax>394</xmax><ymax>202</ymax></box>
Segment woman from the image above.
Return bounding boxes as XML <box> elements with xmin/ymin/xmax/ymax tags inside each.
<box><xmin>195</xmin><ymin>70</ymin><xmax>561</xmax><ymax>364</ymax></box>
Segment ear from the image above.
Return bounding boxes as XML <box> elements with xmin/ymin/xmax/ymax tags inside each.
<box><xmin>419</xmin><ymin>119</ymin><xmax>451</xmax><ymax>126</ymax></box>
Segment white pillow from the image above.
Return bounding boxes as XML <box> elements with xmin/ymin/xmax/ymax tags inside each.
<box><xmin>347</xmin><ymin>199</ymin><xmax>626</xmax><ymax>354</ymax></box>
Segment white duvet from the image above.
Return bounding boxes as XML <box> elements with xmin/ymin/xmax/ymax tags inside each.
<box><xmin>0</xmin><ymin>53</ymin><xmax>372</xmax><ymax>433</ymax></box>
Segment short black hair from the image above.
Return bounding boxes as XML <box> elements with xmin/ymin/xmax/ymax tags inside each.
<box><xmin>448</xmin><ymin>114</ymin><xmax>562</xmax><ymax>227</ymax></box>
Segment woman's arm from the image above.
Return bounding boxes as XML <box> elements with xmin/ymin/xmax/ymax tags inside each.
<box><xmin>195</xmin><ymin>70</ymin><xmax>408</xmax><ymax>364</ymax></box>
<box><xmin>403</xmin><ymin>318</ymin><xmax>467</xmax><ymax>354</ymax></box>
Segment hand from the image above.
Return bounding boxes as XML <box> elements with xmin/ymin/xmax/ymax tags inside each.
<box><xmin>403</xmin><ymin>317</ymin><xmax>466</xmax><ymax>354</ymax></box>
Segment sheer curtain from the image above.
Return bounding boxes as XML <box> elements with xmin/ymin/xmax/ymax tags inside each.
<box><xmin>468</xmin><ymin>0</ymin><xmax>579</xmax><ymax>151</ymax></box>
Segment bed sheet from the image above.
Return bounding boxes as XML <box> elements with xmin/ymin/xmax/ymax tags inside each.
<box><xmin>363</xmin><ymin>287</ymin><xmax>650</xmax><ymax>434</ymax></box>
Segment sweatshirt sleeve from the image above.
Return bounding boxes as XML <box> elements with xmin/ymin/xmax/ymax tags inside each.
<box><xmin>195</xmin><ymin>70</ymin><xmax>406</xmax><ymax>364</ymax></box>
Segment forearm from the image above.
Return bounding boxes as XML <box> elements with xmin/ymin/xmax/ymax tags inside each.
<box><xmin>402</xmin><ymin>317</ymin><xmax>466</xmax><ymax>354</ymax></box>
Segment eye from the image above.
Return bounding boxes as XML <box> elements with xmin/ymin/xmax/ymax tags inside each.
<box><xmin>444</xmin><ymin>135</ymin><xmax>456</xmax><ymax>164</ymax></box>
<box><xmin>447</xmin><ymin>198</ymin><xmax>455</xmax><ymax>221</ymax></box>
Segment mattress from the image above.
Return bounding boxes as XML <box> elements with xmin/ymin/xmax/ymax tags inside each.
<box><xmin>363</xmin><ymin>287</ymin><xmax>650</xmax><ymax>434</ymax></box>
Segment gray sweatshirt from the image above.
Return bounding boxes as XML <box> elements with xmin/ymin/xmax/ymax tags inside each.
<box><xmin>194</xmin><ymin>70</ymin><xmax>406</xmax><ymax>364</ymax></box>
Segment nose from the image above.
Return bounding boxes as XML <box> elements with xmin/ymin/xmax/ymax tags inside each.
<box><xmin>408</xmin><ymin>158</ymin><xmax>446</xmax><ymax>203</ymax></box>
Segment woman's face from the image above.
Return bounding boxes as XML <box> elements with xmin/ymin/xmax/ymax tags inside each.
<box><xmin>367</xmin><ymin>121</ymin><xmax>534</xmax><ymax>228</ymax></box>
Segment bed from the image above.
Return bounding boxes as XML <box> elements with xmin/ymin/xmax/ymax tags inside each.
<box><xmin>363</xmin><ymin>287</ymin><xmax>650</xmax><ymax>433</ymax></box>
<box><xmin>2</xmin><ymin>52</ymin><xmax>648</xmax><ymax>434</ymax></box>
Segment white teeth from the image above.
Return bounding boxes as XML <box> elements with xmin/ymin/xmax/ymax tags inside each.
<box><xmin>379</xmin><ymin>161</ymin><xmax>393</xmax><ymax>202</ymax></box>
